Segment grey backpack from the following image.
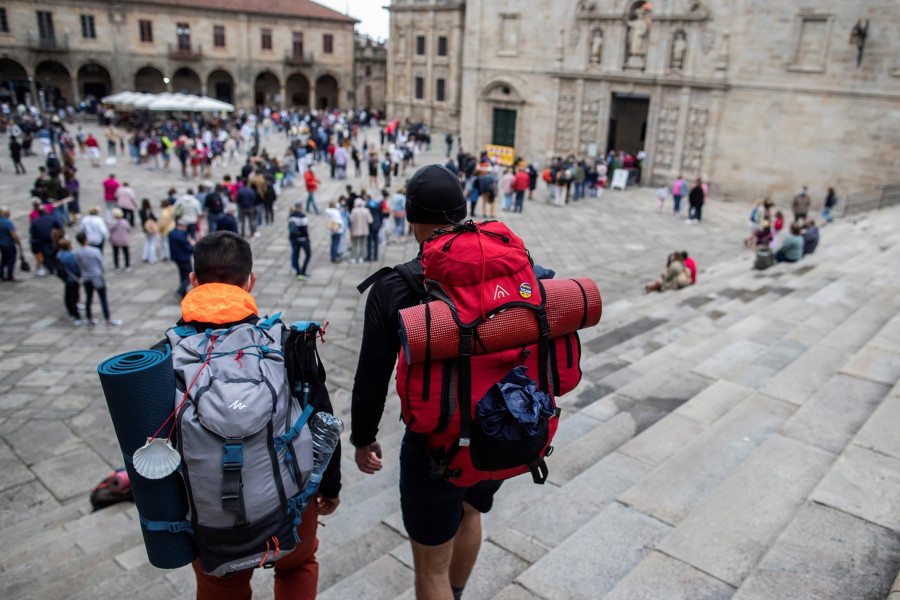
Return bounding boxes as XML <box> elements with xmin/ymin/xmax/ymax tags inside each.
<box><xmin>167</xmin><ymin>316</ymin><xmax>314</xmax><ymax>576</ymax></box>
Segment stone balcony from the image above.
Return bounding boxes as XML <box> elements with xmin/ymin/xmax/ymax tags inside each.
<box><xmin>284</xmin><ymin>51</ymin><xmax>315</xmax><ymax>66</ymax></box>
<box><xmin>167</xmin><ymin>43</ymin><xmax>203</xmax><ymax>61</ymax></box>
<box><xmin>25</xmin><ymin>32</ymin><xmax>69</xmax><ymax>52</ymax></box>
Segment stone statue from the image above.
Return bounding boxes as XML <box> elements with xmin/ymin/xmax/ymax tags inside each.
<box><xmin>627</xmin><ymin>6</ymin><xmax>650</xmax><ymax>59</ymax></box>
<box><xmin>671</xmin><ymin>31</ymin><xmax>687</xmax><ymax>70</ymax></box>
<box><xmin>589</xmin><ymin>28</ymin><xmax>604</xmax><ymax>64</ymax></box>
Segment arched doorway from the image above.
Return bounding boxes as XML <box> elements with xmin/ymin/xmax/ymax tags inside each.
<box><xmin>314</xmin><ymin>74</ymin><xmax>338</xmax><ymax>110</ymax></box>
<box><xmin>254</xmin><ymin>71</ymin><xmax>280</xmax><ymax>108</ymax></box>
<box><xmin>207</xmin><ymin>69</ymin><xmax>234</xmax><ymax>103</ymax></box>
<box><xmin>134</xmin><ymin>66</ymin><xmax>166</xmax><ymax>93</ymax></box>
<box><xmin>0</xmin><ymin>58</ymin><xmax>29</xmax><ymax>105</ymax></box>
<box><xmin>77</xmin><ymin>62</ymin><xmax>111</xmax><ymax>102</ymax></box>
<box><xmin>285</xmin><ymin>72</ymin><xmax>310</xmax><ymax>108</ymax></box>
<box><xmin>481</xmin><ymin>81</ymin><xmax>525</xmax><ymax>149</ymax></box>
<box><xmin>172</xmin><ymin>67</ymin><xmax>201</xmax><ymax>95</ymax></box>
<box><xmin>34</xmin><ymin>60</ymin><xmax>72</xmax><ymax>109</ymax></box>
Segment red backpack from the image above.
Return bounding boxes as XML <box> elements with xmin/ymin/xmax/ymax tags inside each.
<box><xmin>384</xmin><ymin>221</ymin><xmax>601</xmax><ymax>487</ymax></box>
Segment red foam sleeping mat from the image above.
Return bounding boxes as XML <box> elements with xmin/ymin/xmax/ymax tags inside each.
<box><xmin>399</xmin><ymin>277</ymin><xmax>602</xmax><ymax>365</ymax></box>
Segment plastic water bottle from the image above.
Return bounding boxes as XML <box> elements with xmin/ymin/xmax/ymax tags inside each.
<box><xmin>306</xmin><ymin>412</ymin><xmax>344</xmax><ymax>494</ymax></box>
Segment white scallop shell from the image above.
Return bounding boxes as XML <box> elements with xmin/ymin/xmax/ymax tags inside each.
<box><xmin>132</xmin><ymin>437</ymin><xmax>181</xmax><ymax>480</ymax></box>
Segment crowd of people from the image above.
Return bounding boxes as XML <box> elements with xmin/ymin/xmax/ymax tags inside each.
<box><xmin>0</xmin><ymin>105</ymin><xmax>449</xmax><ymax>325</ymax></box>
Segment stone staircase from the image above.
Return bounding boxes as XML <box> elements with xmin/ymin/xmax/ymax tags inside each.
<box><xmin>2</xmin><ymin>207</ymin><xmax>900</xmax><ymax>599</ymax></box>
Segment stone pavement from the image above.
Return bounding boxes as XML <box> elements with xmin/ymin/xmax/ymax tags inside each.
<box><xmin>1</xmin><ymin>122</ymin><xmax>898</xmax><ymax>599</ymax></box>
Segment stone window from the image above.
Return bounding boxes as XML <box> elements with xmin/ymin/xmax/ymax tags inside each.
<box><xmin>80</xmin><ymin>15</ymin><xmax>96</xmax><ymax>39</ymax></box>
<box><xmin>323</xmin><ymin>33</ymin><xmax>334</xmax><ymax>54</ymax></box>
<box><xmin>436</xmin><ymin>78</ymin><xmax>446</xmax><ymax>102</ymax></box>
<box><xmin>139</xmin><ymin>19</ymin><xmax>153</xmax><ymax>43</ymax></box>
<box><xmin>36</xmin><ymin>10</ymin><xmax>54</xmax><ymax>42</ymax></box>
<box><xmin>176</xmin><ymin>23</ymin><xmax>190</xmax><ymax>51</ymax></box>
<box><xmin>213</xmin><ymin>25</ymin><xmax>225</xmax><ymax>48</ymax></box>
<box><xmin>261</xmin><ymin>28</ymin><xmax>272</xmax><ymax>51</ymax></box>
<box><xmin>0</xmin><ymin>9</ymin><xmax>8</xmax><ymax>34</ymax></box>
<box><xmin>788</xmin><ymin>13</ymin><xmax>831</xmax><ymax>73</ymax></box>
<box><xmin>365</xmin><ymin>65</ymin><xmax>372</xmax><ymax>77</ymax></box>
<box><xmin>437</xmin><ymin>35</ymin><xmax>448</xmax><ymax>56</ymax></box>
<box><xmin>292</xmin><ymin>31</ymin><xmax>303</xmax><ymax>57</ymax></box>
<box><xmin>416</xmin><ymin>35</ymin><xmax>426</xmax><ymax>55</ymax></box>
<box><xmin>499</xmin><ymin>14</ymin><xmax>519</xmax><ymax>56</ymax></box>
<box><xmin>415</xmin><ymin>76</ymin><xmax>424</xmax><ymax>99</ymax></box>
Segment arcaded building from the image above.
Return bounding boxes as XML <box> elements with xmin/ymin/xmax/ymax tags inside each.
<box><xmin>386</xmin><ymin>0</ymin><xmax>900</xmax><ymax>199</ymax></box>
<box><xmin>0</xmin><ymin>0</ymin><xmax>357</xmax><ymax>110</ymax></box>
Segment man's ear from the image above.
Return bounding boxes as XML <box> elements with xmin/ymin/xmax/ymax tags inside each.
<box><xmin>243</xmin><ymin>272</ymin><xmax>256</xmax><ymax>293</ymax></box>
<box><xmin>188</xmin><ymin>272</ymin><xmax>199</xmax><ymax>289</ymax></box>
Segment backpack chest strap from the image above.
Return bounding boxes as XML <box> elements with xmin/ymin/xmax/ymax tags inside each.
<box><xmin>222</xmin><ymin>438</ymin><xmax>248</xmax><ymax>526</ymax></box>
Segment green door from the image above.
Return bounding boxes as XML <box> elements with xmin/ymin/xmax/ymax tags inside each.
<box><xmin>492</xmin><ymin>108</ymin><xmax>516</xmax><ymax>148</ymax></box>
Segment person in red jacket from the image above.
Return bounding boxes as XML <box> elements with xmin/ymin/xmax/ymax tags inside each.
<box><xmin>304</xmin><ymin>166</ymin><xmax>320</xmax><ymax>215</ymax></box>
<box><xmin>682</xmin><ymin>250</ymin><xmax>697</xmax><ymax>285</ymax></box>
<box><xmin>512</xmin><ymin>167</ymin><xmax>530</xmax><ymax>213</ymax></box>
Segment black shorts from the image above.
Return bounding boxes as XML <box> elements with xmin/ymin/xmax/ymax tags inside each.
<box><xmin>399</xmin><ymin>433</ymin><xmax>502</xmax><ymax>546</ymax></box>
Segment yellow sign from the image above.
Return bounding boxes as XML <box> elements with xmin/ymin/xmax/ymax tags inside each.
<box><xmin>485</xmin><ymin>144</ymin><xmax>516</xmax><ymax>166</ymax></box>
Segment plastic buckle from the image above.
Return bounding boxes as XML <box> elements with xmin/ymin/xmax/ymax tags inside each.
<box><xmin>459</xmin><ymin>330</ymin><xmax>475</xmax><ymax>357</ymax></box>
<box><xmin>222</xmin><ymin>442</ymin><xmax>244</xmax><ymax>471</ymax></box>
<box><xmin>537</xmin><ymin>310</ymin><xmax>551</xmax><ymax>338</ymax></box>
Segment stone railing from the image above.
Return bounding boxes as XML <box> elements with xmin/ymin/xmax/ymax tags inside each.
<box><xmin>284</xmin><ymin>51</ymin><xmax>315</xmax><ymax>66</ymax></box>
<box><xmin>168</xmin><ymin>43</ymin><xmax>203</xmax><ymax>60</ymax></box>
<box><xmin>841</xmin><ymin>183</ymin><xmax>900</xmax><ymax>217</ymax></box>
<box><xmin>25</xmin><ymin>32</ymin><xmax>69</xmax><ymax>52</ymax></box>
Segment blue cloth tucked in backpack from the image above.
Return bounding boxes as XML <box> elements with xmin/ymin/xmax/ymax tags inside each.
<box><xmin>477</xmin><ymin>366</ymin><xmax>554</xmax><ymax>440</ymax></box>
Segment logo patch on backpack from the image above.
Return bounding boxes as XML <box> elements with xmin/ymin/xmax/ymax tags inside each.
<box><xmin>494</xmin><ymin>284</ymin><xmax>510</xmax><ymax>299</ymax></box>
<box><xmin>518</xmin><ymin>283</ymin><xmax>533</xmax><ymax>299</ymax></box>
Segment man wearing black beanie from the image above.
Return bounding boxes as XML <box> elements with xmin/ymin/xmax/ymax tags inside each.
<box><xmin>351</xmin><ymin>164</ymin><xmax>494</xmax><ymax>600</ymax></box>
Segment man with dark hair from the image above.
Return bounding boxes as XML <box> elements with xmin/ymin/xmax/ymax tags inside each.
<box><xmin>802</xmin><ymin>218</ymin><xmax>819</xmax><ymax>255</ymax></box>
<box><xmin>193</xmin><ymin>230</ymin><xmax>253</xmax><ymax>287</ymax></box>
<box><xmin>168</xmin><ymin>219</ymin><xmax>195</xmax><ymax>299</ymax></box>
<box><xmin>352</xmin><ymin>164</ymin><xmax>499</xmax><ymax>600</ymax></box>
<box><xmin>155</xmin><ymin>229</ymin><xmax>341</xmax><ymax>599</ymax></box>
<box><xmin>288</xmin><ymin>202</ymin><xmax>311</xmax><ymax>280</ymax></box>
<box><xmin>236</xmin><ymin>183</ymin><xmax>258</xmax><ymax>238</ymax></box>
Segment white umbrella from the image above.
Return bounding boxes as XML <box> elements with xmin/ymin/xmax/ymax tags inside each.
<box><xmin>186</xmin><ymin>96</ymin><xmax>235</xmax><ymax>112</ymax></box>
<box><xmin>102</xmin><ymin>91</ymin><xmax>150</xmax><ymax>107</ymax></box>
<box><xmin>146</xmin><ymin>93</ymin><xmax>193</xmax><ymax>111</ymax></box>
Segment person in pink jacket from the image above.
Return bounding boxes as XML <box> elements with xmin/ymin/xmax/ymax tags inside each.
<box><xmin>108</xmin><ymin>208</ymin><xmax>132</xmax><ymax>272</ymax></box>
<box><xmin>115</xmin><ymin>181</ymin><xmax>138</xmax><ymax>227</ymax></box>
<box><xmin>348</xmin><ymin>197</ymin><xmax>373</xmax><ymax>263</ymax></box>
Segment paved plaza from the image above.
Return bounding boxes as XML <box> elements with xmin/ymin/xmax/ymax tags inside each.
<box><xmin>1</xmin><ymin>122</ymin><xmax>899</xmax><ymax>599</ymax></box>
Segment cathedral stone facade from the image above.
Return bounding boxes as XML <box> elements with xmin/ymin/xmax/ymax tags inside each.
<box><xmin>387</xmin><ymin>0</ymin><xmax>900</xmax><ymax>199</ymax></box>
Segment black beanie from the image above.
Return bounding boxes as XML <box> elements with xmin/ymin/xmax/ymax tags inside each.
<box><xmin>405</xmin><ymin>164</ymin><xmax>467</xmax><ymax>224</ymax></box>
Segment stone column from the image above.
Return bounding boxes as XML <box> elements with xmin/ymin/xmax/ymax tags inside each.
<box><xmin>672</xmin><ymin>86</ymin><xmax>691</xmax><ymax>175</ymax></box>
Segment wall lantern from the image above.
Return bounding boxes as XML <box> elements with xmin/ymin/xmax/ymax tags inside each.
<box><xmin>849</xmin><ymin>19</ymin><xmax>868</xmax><ymax>68</ymax></box>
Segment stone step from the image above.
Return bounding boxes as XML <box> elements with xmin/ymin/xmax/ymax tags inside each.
<box><xmin>602</xmin><ymin>551</ymin><xmax>735</xmax><ymax>600</ymax></box>
<box><xmin>731</xmin><ymin>502</ymin><xmax>900</xmax><ymax>600</ymax></box>
<box><xmin>317</xmin><ymin>552</ymin><xmax>413</xmax><ymax>600</ymax></box>
<box><xmin>617</xmin><ymin>393</ymin><xmax>796</xmax><ymax>526</ymax></box>
<box><xmin>513</xmin><ymin>501</ymin><xmax>671</xmax><ymax>599</ymax></box>
<box><xmin>653</xmin><ymin>434</ymin><xmax>834</xmax><ymax>587</ymax></box>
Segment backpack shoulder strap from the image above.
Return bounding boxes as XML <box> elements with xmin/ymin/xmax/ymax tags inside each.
<box><xmin>356</xmin><ymin>260</ymin><xmax>427</xmax><ymax>300</ymax></box>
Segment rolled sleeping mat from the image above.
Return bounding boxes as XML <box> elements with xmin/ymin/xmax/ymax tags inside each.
<box><xmin>400</xmin><ymin>277</ymin><xmax>602</xmax><ymax>365</ymax></box>
<box><xmin>97</xmin><ymin>348</ymin><xmax>198</xmax><ymax>569</ymax></box>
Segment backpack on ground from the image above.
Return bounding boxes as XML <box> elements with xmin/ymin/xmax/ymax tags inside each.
<box><xmin>754</xmin><ymin>247</ymin><xmax>775</xmax><ymax>270</ymax></box>
<box><xmin>359</xmin><ymin>221</ymin><xmax>600</xmax><ymax>487</ymax></box>
<box><xmin>165</xmin><ymin>317</ymin><xmax>327</xmax><ymax>576</ymax></box>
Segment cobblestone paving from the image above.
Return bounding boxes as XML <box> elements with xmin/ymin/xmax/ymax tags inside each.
<box><xmin>0</xmin><ymin>121</ymin><xmax>752</xmax><ymax>536</ymax></box>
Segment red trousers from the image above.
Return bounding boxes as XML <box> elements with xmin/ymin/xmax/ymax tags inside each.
<box><xmin>193</xmin><ymin>503</ymin><xmax>319</xmax><ymax>599</ymax></box>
